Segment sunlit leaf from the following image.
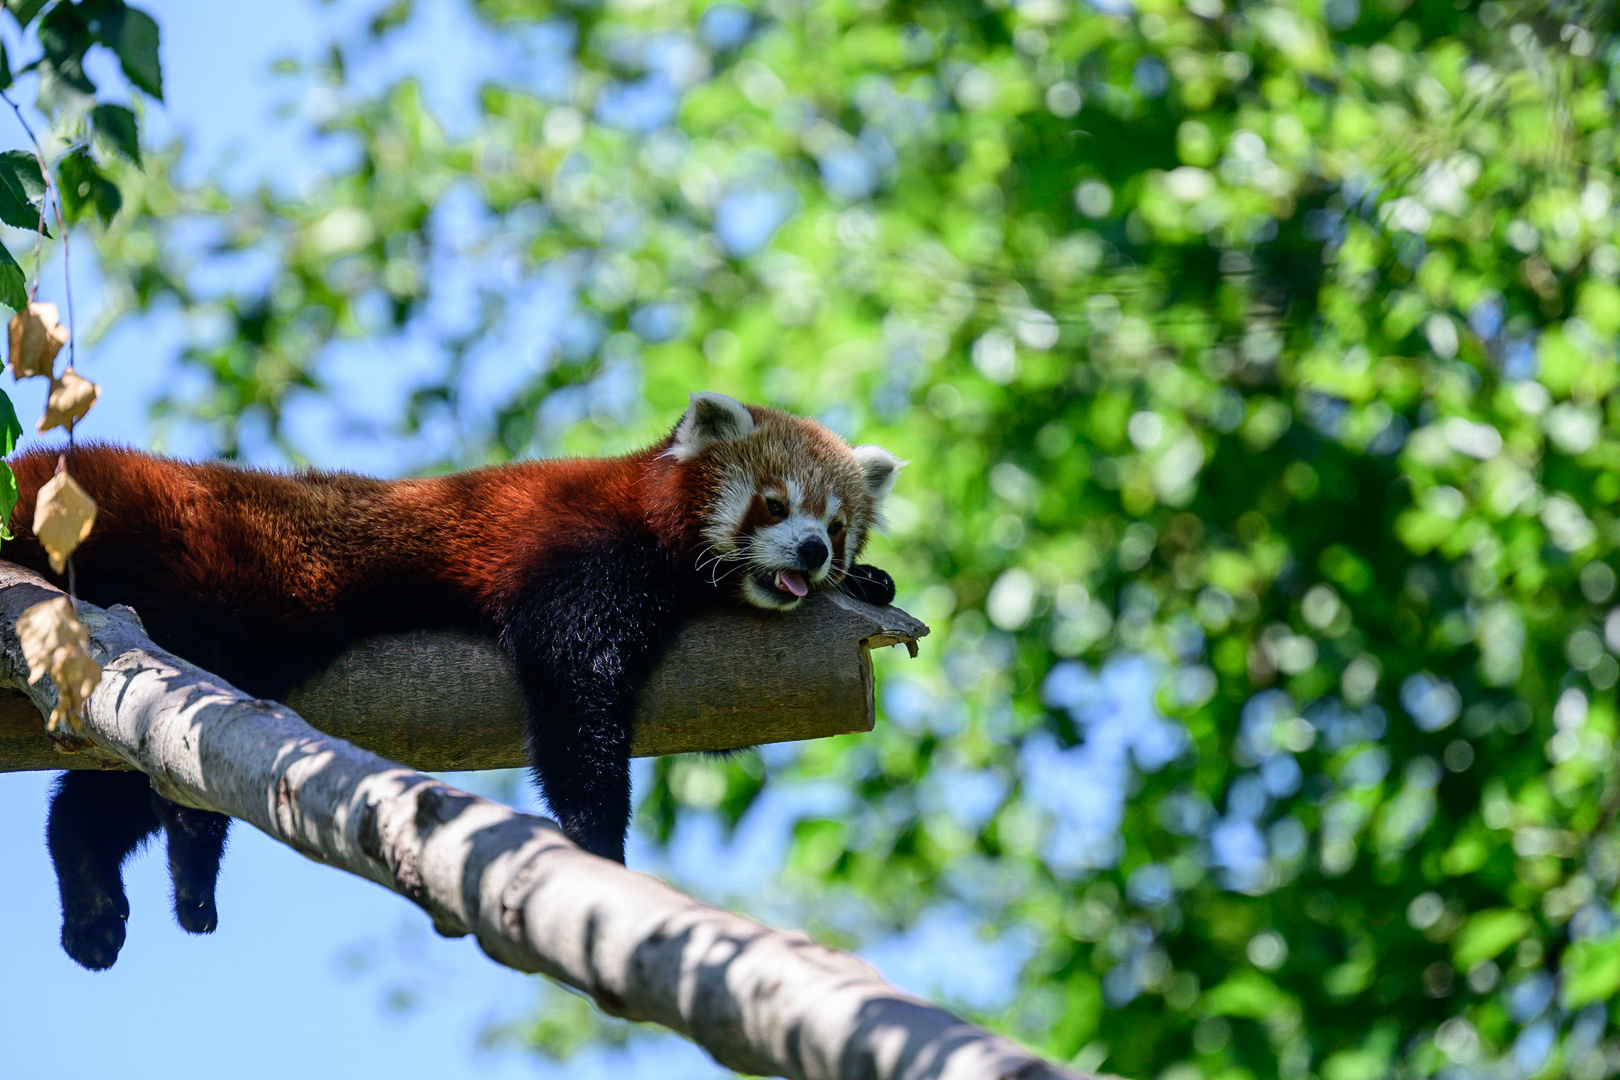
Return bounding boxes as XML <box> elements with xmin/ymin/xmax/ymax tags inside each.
<box><xmin>31</xmin><ymin>468</ymin><xmax>96</xmax><ymax>574</ymax></box>
<box><xmin>36</xmin><ymin>2</ymin><xmax>95</xmax><ymax>95</ymax></box>
<box><xmin>1452</xmin><ymin>909</ymin><xmax>1534</xmax><ymax>972</ymax></box>
<box><xmin>0</xmin><ymin>150</ymin><xmax>50</xmax><ymax>235</ymax></box>
<box><xmin>100</xmin><ymin>5</ymin><xmax>163</xmax><ymax>101</ymax></box>
<box><xmin>58</xmin><ymin>151</ymin><xmax>121</xmax><ymax>226</ymax></box>
<box><xmin>0</xmin><ymin>388</ymin><xmax>23</xmax><ymax>455</ymax></box>
<box><xmin>0</xmin><ymin>389</ymin><xmax>20</xmax><ymax>542</ymax></box>
<box><xmin>1561</xmin><ymin>934</ymin><xmax>1620</xmax><ymax>1009</ymax></box>
<box><xmin>17</xmin><ymin>595</ymin><xmax>100</xmax><ymax>733</ymax></box>
<box><xmin>0</xmin><ymin>243</ymin><xmax>25</xmax><ymax>315</ymax></box>
<box><xmin>38</xmin><ymin>367</ymin><xmax>99</xmax><ymax>433</ymax></box>
<box><xmin>8</xmin><ymin>301</ymin><xmax>69</xmax><ymax>376</ymax></box>
<box><xmin>90</xmin><ymin>103</ymin><xmax>140</xmax><ymax>165</ymax></box>
<box><xmin>0</xmin><ymin>462</ymin><xmax>17</xmax><ymax>543</ymax></box>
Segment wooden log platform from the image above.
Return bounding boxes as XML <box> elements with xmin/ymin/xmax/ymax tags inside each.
<box><xmin>0</xmin><ymin>589</ymin><xmax>928</xmax><ymax>773</ymax></box>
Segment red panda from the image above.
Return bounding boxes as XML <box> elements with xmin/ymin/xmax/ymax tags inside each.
<box><xmin>11</xmin><ymin>392</ymin><xmax>900</xmax><ymax>970</ymax></box>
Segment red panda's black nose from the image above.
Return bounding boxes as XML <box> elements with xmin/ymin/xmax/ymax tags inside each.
<box><xmin>797</xmin><ymin>537</ymin><xmax>829</xmax><ymax>572</ymax></box>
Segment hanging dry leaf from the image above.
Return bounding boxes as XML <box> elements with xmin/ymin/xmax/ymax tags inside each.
<box><xmin>18</xmin><ymin>597</ymin><xmax>85</xmax><ymax>685</ymax></box>
<box><xmin>17</xmin><ymin>596</ymin><xmax>101</xmax><ymax>733</ymax></box>
<box><xmin>38</xmin><ymin>367</ymin><xmax>100</xmax><ymax>434</ymax></box>
<box><xmin>7</xmin><ymin>302</ymin><xmax>70</xmax><ymax>379</ymax></box>
<box><xmin>49</xmin><ymin>646</ymin><xmax>102</xmax><ymax>732</ymax></box>
<box><xmin>33</xmin><ymin>470</ymin><xmax>97</xmax><ymax>574</ymax></box>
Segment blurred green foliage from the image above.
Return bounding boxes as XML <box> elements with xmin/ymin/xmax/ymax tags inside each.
<box><xmin>83</xmin><ymin>0</ymin><xmax>1620</xmax><ymax>1076</ymax></box>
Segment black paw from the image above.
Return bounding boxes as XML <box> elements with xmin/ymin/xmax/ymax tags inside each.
<box><xmin>61</xmin><ymin>911</ymin><xmax>126</xmax><ymax>970</ymax></box>
<box><xmin>842</xmin><ymin>563</ymin><xmax>896</xmax><ymax>607</ymax></box>
<box><xmin>173</xmin><ymin>891</ymin><xmax>218</xmax><ymax>935</ymax></box>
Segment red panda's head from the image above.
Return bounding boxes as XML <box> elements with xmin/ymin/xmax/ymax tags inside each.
<box><xmin>663</xmin><ymin>392</ymin><xmax>901</xmax><ymax>610</ymax></box>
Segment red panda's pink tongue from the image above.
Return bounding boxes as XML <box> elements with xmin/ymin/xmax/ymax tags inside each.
<box><xmin>775</xmin><ymin>569</ymin><xmax>809</xmax><ymax>597</ymax></box>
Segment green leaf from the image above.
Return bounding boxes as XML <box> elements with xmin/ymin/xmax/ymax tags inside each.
<box><xmin>109</xmin><ymin>7</ymin><xmax>163</xmax><ymax>101</ymax></box>
<box><xmin>368</xmin><ymin>0</ymin><xmax>412</xmax><ymax>37</ymax></box>
<box><xmin>1452</xmin><ymin>909</ymin><xmax>1533</xmax><ymax>971</ymax></box>
<box><xmin>1562</xmin><ymin>933</ymin><xmax>1620</xmax><ymax>1008</ymax></box>
<box><xmin>0</xmin><ymin>37</ymin><xmax>12</xmax><ymax>92</ymax></box>
<box><xmin>0</xmin><ymin>389</ymin><xmax>21</xmax><ymax>456</ymax></box>
<box><xmin>1047</xmin><ymin>972</ymin><xmax>1102</xmax><ymax>1060</ymax></box>
<box><xmin>0</xmin><ymin>380</ymin><xmax>18</xmax><ymax>541</ymax></box>
<box><xmin>0</xmin><ymin>149</ymin><xmax>45</xmax><ymax>204</ymax></box>
<box><xmin>0</xmin><ymin>150</ymin><xmax>49</xmax><ymax>235</ymax></box>
<box><xmin>1320</xmin><ymin>1023</ymin><xmax>1399</xmax><ymax>1080</ymax></box>
<box><xmin>36</xmin><ymin>3</ymin><xmax>96</xmax><ymax>96</ymax></box>
<box><xmin>0</xmin><ymin>241</ymin><xmax>27</xmax><ymax>314</ymax></box>
<box><xmin>58</xmin><ymin>150</ymin><xmax>121</xmax><ymax>227</ymax></box>
<box><xmin>1199</xmin><ymin>971</ymin><xmax>1300</xmax><ymax>1021</ymax></box>
<box><xmin>0</xmin><ymin>462</ymin><xmax>17</xmax><ymax>544</ymax></box>
<box><xmin>5</xmin><ymin>0</ymin><xmax>48</xmax><ymax>29</ymax></box>
<box><xmin>91</xmin><ymin>103</ymin><xmax>140</xmax><ymax>164</ymax></box>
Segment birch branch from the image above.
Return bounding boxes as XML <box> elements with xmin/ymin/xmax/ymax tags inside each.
<box><xmin>0</xmin><ymin>591</ymin><xmax>929</xmax><ymax>772</ymax></box>
<box><xmin>0</xmin><ymin>564</ymin><xmax>1086</xmax><ymax>1080</ymax></box>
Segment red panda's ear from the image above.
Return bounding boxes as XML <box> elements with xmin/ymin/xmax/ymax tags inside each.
<box><xmin>852</xmin><ymin>445</ymin><xmax>902</xmax><ymax>502</ymax></box>
<box><xmin>665</xmin><ymin>392</ymin><xmax>756</xmax><ymax>461</ymax></box>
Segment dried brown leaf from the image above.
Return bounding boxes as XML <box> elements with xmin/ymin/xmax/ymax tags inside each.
<box><xmin>18</xmin><ymin>596</ymin><xmax>85</xmax><ymax>684</ymax></box>
<box><xmin>17</xmin><ymin>596</ymin><xmax>101</xmax><ymax>733</ymax></box>
<box><xmin>32</xmin><ymin>470</ymin><xmax>96</xmax><ymax>574</ymax></box>
<box><xmin>49</xmin><ymin>646</ymin><xmax>102</xmax><ymax>732</ymax></box>
<box><xmin>7</xmin><ymin>302</ymin><xmax>70</xmax><ymax>379</ymax></box>
<box><xmin>38</xmin><ymin>367</ymin><xmax>100</xmax><ymax>434</ymax></box>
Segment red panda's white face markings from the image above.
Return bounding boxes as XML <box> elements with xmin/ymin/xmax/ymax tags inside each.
<box><xmin>667</xmin><ymin>392</ymin><xmax>901</xmax><ymax>610</ymax></box>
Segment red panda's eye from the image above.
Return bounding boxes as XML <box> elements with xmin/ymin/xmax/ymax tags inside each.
<box><xmin>765</xmin><ymin>497</ymin><xmax>788</xmax><ymax>519</ymax></box>
<box><xmin>828</xmin><ymin>519</ymin><xmax>844</xmax><ymax>536</ymax></box>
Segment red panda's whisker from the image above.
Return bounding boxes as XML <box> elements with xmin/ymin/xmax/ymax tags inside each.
<box><xmin>694</xmin><ymin>546</ymin><xmax>729</xmax><ymax>574</ymax></box>
<box><xmin>696</xmin><ymin>554</ymin><xmax>742</xmax><ymax>587</ymax></box>
<box><xmin>707</xmin><ymin>558</ymin><xmax>744</xmax><ymax>587</ymax></box>
<box><xmin>694</xmin><ymin>543</ymin><xmax>748</xmax><ymax>587</ymax></box>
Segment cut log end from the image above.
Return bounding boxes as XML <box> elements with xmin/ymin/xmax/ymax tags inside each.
<box><xmin>0</xmin><ymin>591</ymin><xmax>929</xmax><ymax>773</ymax></box>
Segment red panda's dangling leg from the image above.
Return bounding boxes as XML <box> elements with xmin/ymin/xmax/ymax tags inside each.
<box><xmin>500</xmin><ymin>534</ymin><xmax>689</xmax><ymax>864</ymax></box>
<box><xmin>152</xmin><ymin>798</ymin><xmax>230</xmax><ymax>935</ymax></box>
<box><xmin>47</xmin><ymin>770</ymin><xmax>161</xmax><ymax>970</ymax></box>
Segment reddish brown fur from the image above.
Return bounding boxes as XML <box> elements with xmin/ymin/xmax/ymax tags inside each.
<box><xmin>5</xmin><ymin>441</ymin><xmax>714</xmax><ymax>699</ymax></box>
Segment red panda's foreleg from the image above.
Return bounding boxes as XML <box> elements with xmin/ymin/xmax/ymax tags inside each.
<box><xmin>498</xmin><ymin>530</ymin><xmax>692</xmax><ymax>863</ymax></box>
